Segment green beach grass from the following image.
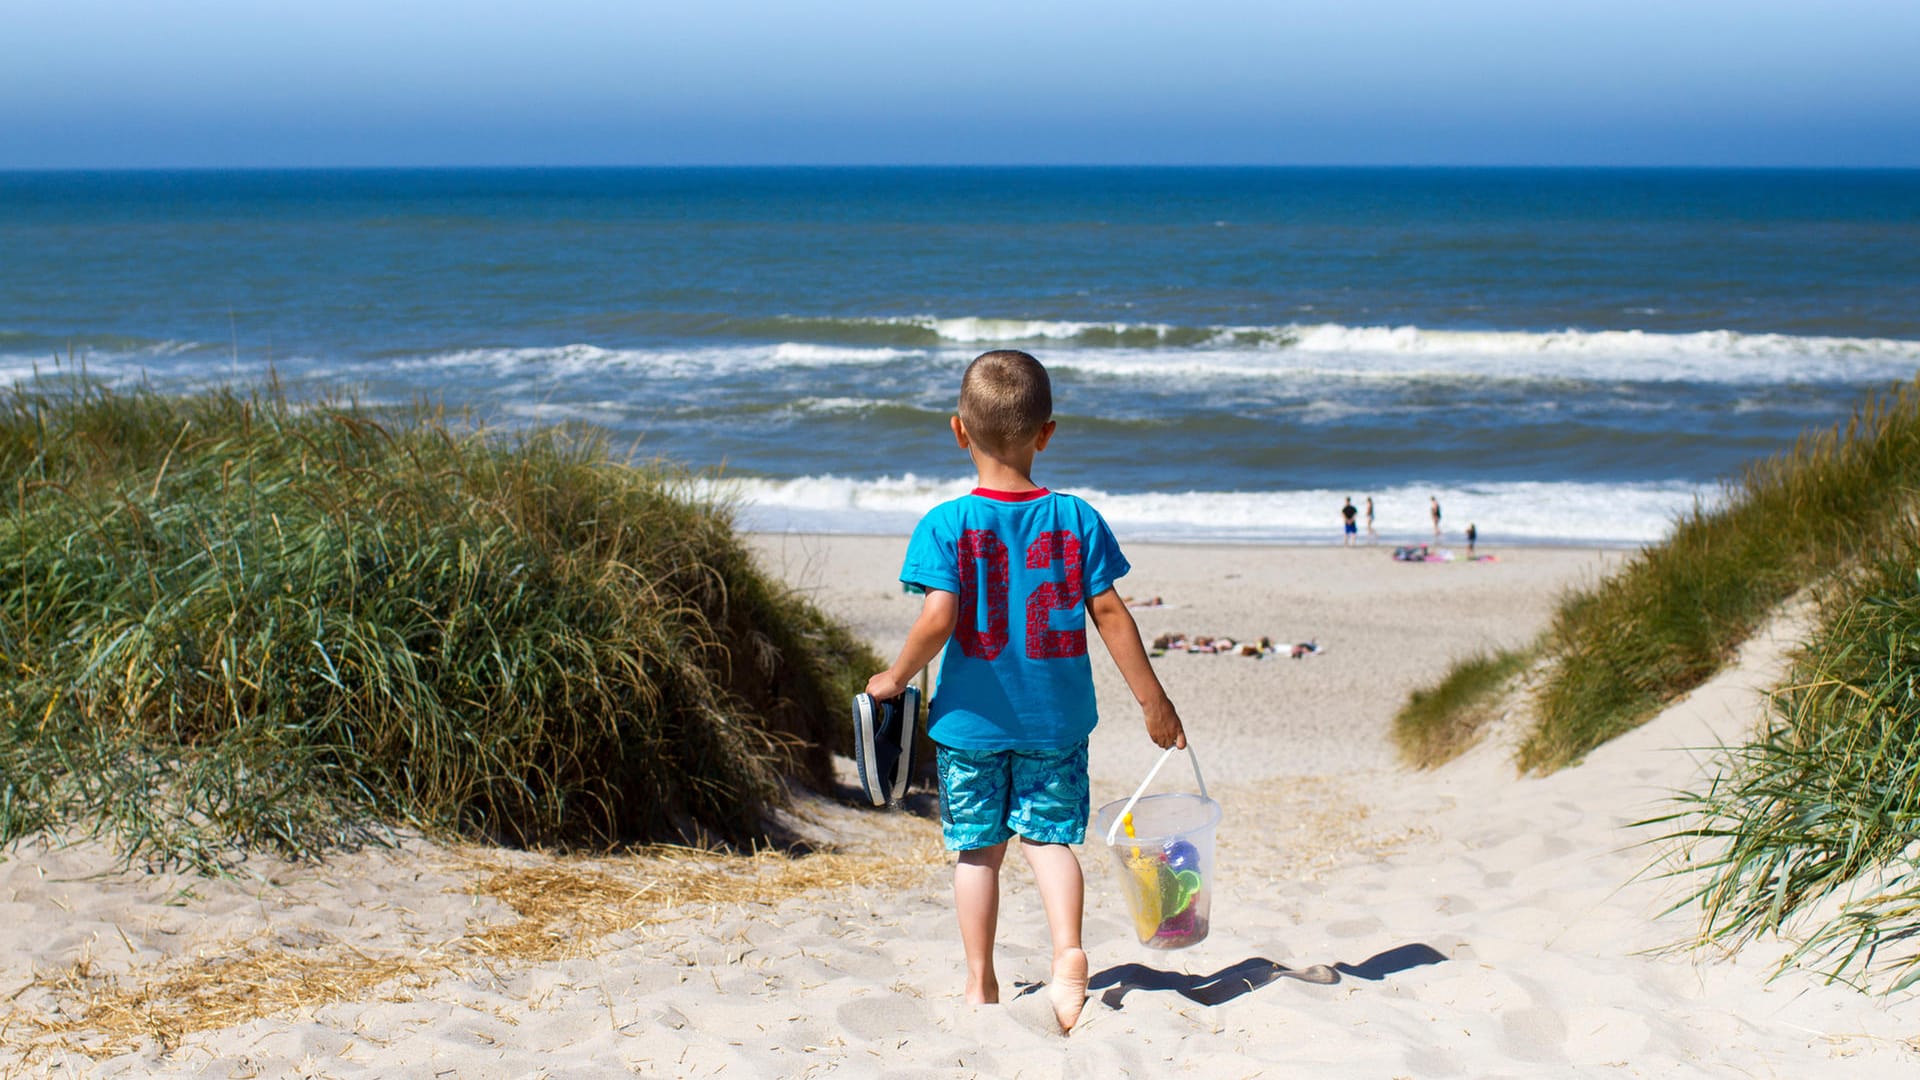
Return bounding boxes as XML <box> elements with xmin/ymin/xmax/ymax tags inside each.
<box><xmin>1651</xmin><ymin>543</ymin><xmax>1920</xmax><ymax>991</ymax></box>
<box><xmin>0</xmin><ymin>380</ymin><xmax>879</xmax><ymax>871</ymax></box>
<box><xmin>1391</xmin><ymin>647</ymin><xmax>1533</xmax><ymax>769</ymax></box>
<box><xmin>1393</xmin><ymin>377</ymin><xmax>1920</xmax><ymax>772</ymax></box>
<box><xmin>1393</xmin><ymin>376</ymin><xmax>1920</xmax><ymax>989</ymax></box>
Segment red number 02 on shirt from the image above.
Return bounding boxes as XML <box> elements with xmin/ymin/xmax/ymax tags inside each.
<box><xmin>955</xmin><ymin>529</ymin><xmax>1086</xmax><ymax>661</ymax></box>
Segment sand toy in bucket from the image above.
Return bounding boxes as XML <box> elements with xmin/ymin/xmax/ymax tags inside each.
<box><xmin>1093</xmin><ymin>745</ymin><xmax>1221</xmax><ymax>949</ymax></box>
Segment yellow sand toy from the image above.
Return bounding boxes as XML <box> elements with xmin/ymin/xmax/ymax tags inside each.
<box><xmin>1096</xmin><ymin>746</ymin><xmax>1221</xmax><ymax>949</ymax></box>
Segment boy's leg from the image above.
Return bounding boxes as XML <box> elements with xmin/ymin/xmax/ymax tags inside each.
<box><xmin>955</xmin><ymin>841</ymin><xmax>1007</xmax><ymax>1004</ymax></box>
<box><xmin>1018</xmin><ymin>840</ymin><xmax>1089</xmax><ymax>1031</ymax></box>
<box><xmin>1018</xmin><ymin>840</ymin><xmax>1085</xmax><ymax>954</ymax></box>
<box><xmin>936</xmin><ymin>745</ymin><xmax>1016</xmax><ymax>1005</ymax></box>
<box><xmin>1006</xmin><ymin>744</ymin><xmax>1093</xmax><ymax>1032</ymax></box>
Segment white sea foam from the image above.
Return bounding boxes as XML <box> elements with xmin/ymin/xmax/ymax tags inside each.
<box><xmin>400</xmin><ymin>344</ymin><xmax>641</xmax><ymax>376</ymax></box>
<box><xmin>711</xmin><ymin>474</ymin><xmax>1713</xmax><ymax>545</ymax></box>
<box><xmin>1037</xmin><ymin>328</ymin><xmax>1920</xmax><ymax>385</ymax></box>
<box><xmin>499</xmin><ymin>400</ymin><xmax>631</xmax><ymax>425</ymax></box>
<box><xmin>766</xmin><ymin>342</ymin><xmax>915</xmax><ymax>365</ymax></box>
<box><xmin>0</xmin><ymin>338</ymin><xmax>211</xmax><ymax>372</ymax></box>
<box><xmin>786</xmin><ymin>396</ymin><xmax>897</xmax><ymax>414</ymax></box>
<box><xmin>1222</xmin><ymin>318</ymin><xmax>1899</xmax><ymax>366</ymax></box>
<box><xmin>849</xmin><ymin>313</ymin><xmax>1920</xmax><ymax>379</ymax></box>
<box><xmin>398</xmin><ymin>341</ymin><xmax>916</xmax><ymax>379</ymax></box>
<box><xmin>377</xmin><ymin>319</ymin><xmax>1920</xmax><ymax>388</ymax></box>
<box><xmin>0</xmin><ymin>352</ymin><xmax>184</xmax><ymax>389</ymax></box>
<box><xmin>31</xmin><ymin>318</ymin><xmax>1912</xmax><ymax>397</ymax></box>
<box><xmin>925</xmin><ymin>317</ymin><xmax>1109</xmax><ymax>342</ymax></box>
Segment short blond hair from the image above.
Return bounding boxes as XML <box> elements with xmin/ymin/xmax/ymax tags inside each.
<box><xmin>958</xmin><ymin>350</ymin><xmax>1052</xmax><ymax>455</ymax></box>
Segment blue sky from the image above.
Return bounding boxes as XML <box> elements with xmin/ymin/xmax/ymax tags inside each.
<box><xmin>4</xmin><ymin>0</ymin><xmax>1917</xmax><ymax>167</ymax></box>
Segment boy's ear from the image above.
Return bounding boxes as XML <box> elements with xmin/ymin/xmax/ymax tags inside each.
<box><xmin>950</xmin><ymin>415</ymin><xmax>971</xmax><ymax>449</ymax></box>
<box><xmin>1034</xmin><ymin>419</ymin><xmax>1056</xmax><ymax>452</ymax></box>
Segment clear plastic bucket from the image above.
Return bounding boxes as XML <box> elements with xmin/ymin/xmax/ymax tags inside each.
<box><xmin>1093</xmin><ymin>751</ymin><xmax>1221</xmax><ymax>949</ymax></box>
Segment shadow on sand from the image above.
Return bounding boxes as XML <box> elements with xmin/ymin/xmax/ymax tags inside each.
<box><xmin>1089</xmin><ymin>943</ymin><xmax>1448</xmax><ymax>1008</ymax></box>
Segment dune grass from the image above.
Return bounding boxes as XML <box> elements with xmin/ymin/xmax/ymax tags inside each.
<box><xmin>0</xmin><ymin>379</ymin><xmax>879</xmax><ymax>871</ymax></box>
<box><xmin>1392</xmin><ymin>378</ymin><xmax>1920</xmax><ymax>774</ymax></box>
<box><xmin>1391</xmin><ymin>647</ymin><xmax>1531</xmax><ymax>768</ymax></box>
<box><xmin>1390</xmin><ymin>376</ymin><xmax>1920</xmax><ymax>988</ymax></box>
<box><xmin>1515</xmin><ymin>380</ymin><xmax>1920</xmax><ymax>772</ymax></box>
<box><xmin>1652</xmin><ymin>542</ymin><xmax>1920</xmax><ymax>990</ymax></box>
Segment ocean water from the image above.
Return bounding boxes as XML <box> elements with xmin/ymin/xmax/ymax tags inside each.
<box><xmin>3</xmin><ymin>167</ymin><xmax>1917</xmax><ymax>544</ymax></box>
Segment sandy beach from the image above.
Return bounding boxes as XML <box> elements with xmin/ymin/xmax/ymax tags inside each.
<box><xmin>4</xmin><ymin>537</ymin><xmax>1916</xmax><ymax>1077</ymax></box>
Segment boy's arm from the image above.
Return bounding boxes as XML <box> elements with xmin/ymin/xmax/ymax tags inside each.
<box><xmin>1086</xmin><ymin>588</ymin><xmax>1186</xmax><ymax>749</ymax></box>
<box><xmin>865</xmin><ymin>589</ymin><xmax>958</xmax><ymax>701</ymax></box>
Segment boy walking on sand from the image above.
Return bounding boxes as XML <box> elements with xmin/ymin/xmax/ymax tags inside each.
<box><xmin>864</xmin><ymin>350</ymin><xmax>1186</xmax><ymax>1034</ymax></box>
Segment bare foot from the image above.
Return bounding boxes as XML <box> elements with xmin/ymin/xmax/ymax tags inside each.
<box><xmin>1049</xmin><ymin>948</ymin><xmax>1089</xmax><ymax>1033</ymax></box>
<box><xmin>966</xmin><ymin>973</ymin><xmax>999</xmax><ymax>1005</ymax></box>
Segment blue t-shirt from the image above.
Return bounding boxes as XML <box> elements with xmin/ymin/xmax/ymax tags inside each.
<box><xmin>900</xmin><ymin>489</ymin><xmax>1129</xmax><ymax>750</ymax></box>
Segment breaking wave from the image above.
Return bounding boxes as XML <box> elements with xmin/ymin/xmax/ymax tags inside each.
<box><xmin>380</xmin><ymin>321</ymin><xmax>1920</xmax><ymax>387</ymax></box>
<box><xmin>710</xmin><ymin>474</ymin><xmax>1714</xmax><ymax>546</ymax></box>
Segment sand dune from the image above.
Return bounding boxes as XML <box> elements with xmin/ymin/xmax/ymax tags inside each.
<box><xmin>3</xmin><ymin>539</ymin><xmax>1914</xmax><ymax>1076</ymax></box>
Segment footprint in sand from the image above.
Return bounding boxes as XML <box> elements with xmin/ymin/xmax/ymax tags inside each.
<box><xmin>1501</xmin><ymin>1005</ymin><xmax>1571</xmax><ymax>1064</ymax></box>
<box><xmin>835</xmin><ymin>997</ymin><xmax>930</xmax><ymax>1042</ymax></box>
<box><xmin>1325</xmin><ymin>915</ymin><xmax>1386</xmax><ymax>938</ymax></box>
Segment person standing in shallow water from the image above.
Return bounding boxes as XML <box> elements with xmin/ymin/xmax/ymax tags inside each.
<box><xmin>1341</xmin><ymin>497</ymin><xmax>1358</xmax><ymax>547</ymax></box>
<box><xmin>1467</xmin><ymin>522</ymin><xmax>1478</xmax><ymax>558</ymax></box>
<box><xmin>1365</xmin><ymin>497</ymin><xmax>1377</xmax><ymax>543</ymax></box>
<box><xmin>1430</xmin><ymin>496</ymin><xmax>1442</xmax><ymax>540</ymax></box>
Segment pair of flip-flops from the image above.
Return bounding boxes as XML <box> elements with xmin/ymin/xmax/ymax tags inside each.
<box><xmin>852</xmin><ymin>687</ymin><xmax>920</xmax><ymax>807</ymax></box>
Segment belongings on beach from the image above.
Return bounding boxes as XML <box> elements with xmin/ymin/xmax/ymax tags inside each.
<box><xmin>1151</xmin><ymin>632</ymin><xmax>1275</xmax><ymax>657</ymax></box>
<box><xmin>1147</xmin><ymin>633</ymin><xmax>1322</xmax><ymax>658</ymax></box>
<box><xmin>1124</xmin><ymin>595</ymin><xmax>1171</xmax><ymax>609</ymax></box>
<box><xmin>1393</xmin><ymin>544</ymin><xmax>1455</xmax><ymax>563</ymax></box>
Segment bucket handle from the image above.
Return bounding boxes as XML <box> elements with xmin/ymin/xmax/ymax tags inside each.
<box><xmin>1102</xmin><ymin>744</ymin><xmax>1209</xmax><ymax>846</ymax></box>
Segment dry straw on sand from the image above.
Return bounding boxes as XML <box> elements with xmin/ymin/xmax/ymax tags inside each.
<box><xmin>16</xmin><ymin>820</ymin><xmax>944</xmax><ymax>1064</ymax></box>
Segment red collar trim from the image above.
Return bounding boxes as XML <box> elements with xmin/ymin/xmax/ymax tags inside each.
<box><xmin>970</xmin><ymin>487</ymin><xmax>1051</xmax><ymax>502</ymax></box>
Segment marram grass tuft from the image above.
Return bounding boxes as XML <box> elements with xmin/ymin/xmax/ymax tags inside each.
<box><xmin>1390</xmin><ymin>647</ymin><xmax>1531</xmax><ymax>768</ymax></box>
<box><xmin>1649</xmin><ymin>541</ymin><xmax>1920</xmax><ymax>992</ymax></box>
<box><xmin>1393</xmin><ymin>376</ymin><xmax>1920</xmax><ymax>775</ymax></box>
<box><xmin>0</xmin><ymin>380</ymin><xmax>879</xmax><ymax>871</ymax></box>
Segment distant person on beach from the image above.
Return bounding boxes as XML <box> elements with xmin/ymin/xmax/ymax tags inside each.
<box><xmin>1341</xmin><ymin>497</ymin><xmax>1358</xmax><ymax>546</ymax></box>
<box><xmin>1365</xmin><ymin>496</ymin><xmax>1376</xmax><ymax>543</ymax></box>
<box><xmin>1430</xmin><ymin>496</ymin><xmax>1442</xmax><ymax>540</ymax></box>
<box><xmin>1467</xmin><ymin>522</ymin><xmax>1478</xmax><ymax>557</ymax></box>
<box><xmin>864</xmin><ymin>349</ymin><xmax>1185</xmax><ymax>1034</ymax></box>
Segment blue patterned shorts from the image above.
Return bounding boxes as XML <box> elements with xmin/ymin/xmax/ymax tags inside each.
<box><xmin>935</xmin><ymin>742</ymin><xmax>1090</xmax><ymax>851</ymax></box>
